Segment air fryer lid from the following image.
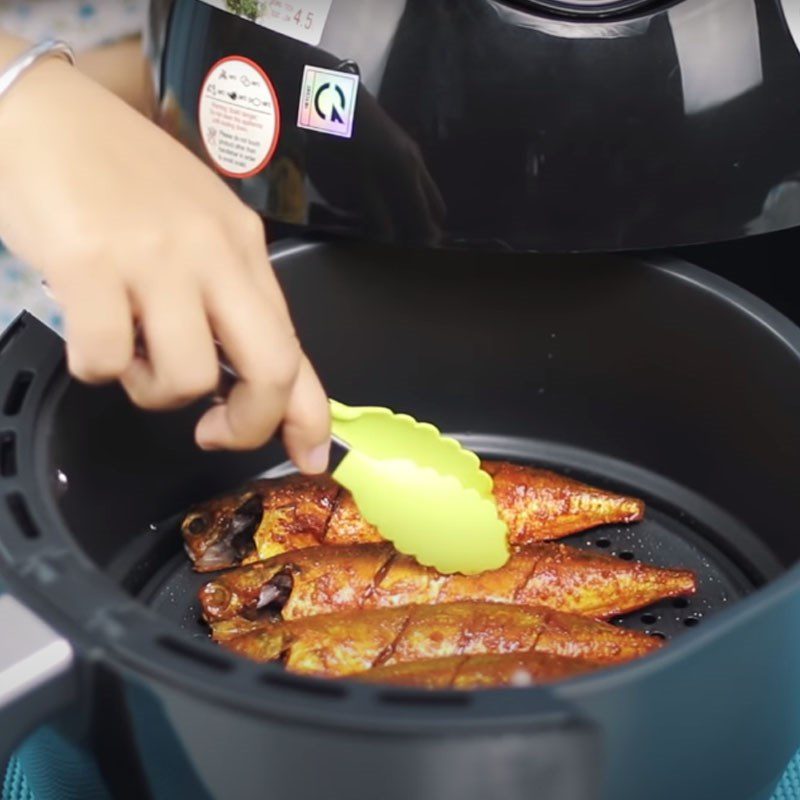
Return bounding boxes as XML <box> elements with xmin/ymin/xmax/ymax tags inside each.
<box><xmin>2</xmin><ymin>243</ymin><xmax>800</xmax><ymax>800</ymax></box>
<box><xmin>153</xmin><ymin>0</ymin><xmax>800</xmax><ymax>251</ymax></box>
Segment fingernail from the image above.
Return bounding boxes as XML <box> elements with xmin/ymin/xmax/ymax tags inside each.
<box><xmin>303</xmin><ymin>441</ymin><xmax>330</xmax><ymax>474</ymax></box>
<box><xmin>197</xmin><ymin>438</ymin><xmax>221</xmax><ymax>452</ymax></box>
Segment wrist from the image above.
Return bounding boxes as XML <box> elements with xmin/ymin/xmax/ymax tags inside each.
<box><xmin>0</xmin><ymin>32</ymin><xmax>29</xmax><ymax>63</ymax></box>
<box><xmin>0</xmin><ymin>37</ymin><xmax>76</xmax><ymax>116</ymax></box>
<box><xmin>0</xmin><ymin>45</ymin><xmax>77</xmax><ymax>147</ymax></box>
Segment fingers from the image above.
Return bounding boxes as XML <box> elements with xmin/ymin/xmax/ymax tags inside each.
<box><xmin>236</xmin><ymin>210</ymin><xmax>292</xmax><ymax>323</ymax></box>
<box><xmin>236</xmin><ymin>220</ymin><xmax>331</xmax><ymax>468</ymax></box>
<box><xmin>50</xmin><ymin>190</ymin><xmax>324</xmax><ymax>463</ymax></box>
<box><xmin>57</xmin><ymin>271</ymin><xmax>135</xmax><ymax>384</ymax></box>
<box><xmin>194</xmin><ymin>272</ymin><xmax>302</xmax><ymax>452</ymax></box>
<box><xmin>121</xmin><ymin>279</ymin><xmax>219</xmax><ymax>410</ymax></box>
<box><xmin>281</xmin><ymin>356</ymin><xmax>331</xmax><ymax>474</ymax></box>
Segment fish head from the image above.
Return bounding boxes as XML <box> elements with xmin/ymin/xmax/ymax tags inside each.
<box><xmin>200</xmin><ymin>564</ymin><xmax>297</xmax><ymax>622</ymax></box>
<box><xmin>183</xmin><ymin>490</ymin><xmax>264</xmax><ymax>571</ymax></box>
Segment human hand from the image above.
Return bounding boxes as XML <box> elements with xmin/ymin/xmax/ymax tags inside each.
<box><xmin>0</xmin><ymin>55</ymin><xmax>330</xmax><ymax>471</ymax></box>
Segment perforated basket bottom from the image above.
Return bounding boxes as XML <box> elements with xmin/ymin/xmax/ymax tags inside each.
<box><xmin>132</xmin><ymin>435</ymin><xmax>779</xmax><ymax>644</ymax></box>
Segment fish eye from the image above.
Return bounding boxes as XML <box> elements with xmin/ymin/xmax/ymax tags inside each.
<box><xmin>186</xmin><ymin>513</ymin><xmax>211</xmax><ymax>535</ymax></box>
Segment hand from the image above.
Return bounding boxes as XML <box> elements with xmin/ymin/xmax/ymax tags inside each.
<box><xmin>0</xmin><ymin>56</ymin><xmax>330</xmax><ymax>471</ymax></box>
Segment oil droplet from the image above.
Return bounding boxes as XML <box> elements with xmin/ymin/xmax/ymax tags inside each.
<box><xmin>55</xmin><ymin>469</ymin><xmax>68</xmax><ymax>497</ymax></box>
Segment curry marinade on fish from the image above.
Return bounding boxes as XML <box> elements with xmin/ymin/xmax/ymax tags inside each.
<box><xmin>216</xmin><ymin>601</ymin><xmax>663</xmax><ymax>678</ymax></box>
<box><xmin>352</xmin><ymin>651</ymin><xmax>602</xmax><ymax>690</ymax></box>
<box><xmin>182</xmin><ymin>461</ymin><xmax>646</xmax><ymax>572</ymax></box>
<box><xmin>198</xmin><ymin>542</ymin><xmax>696</xmax><ymax>625</ymax></box>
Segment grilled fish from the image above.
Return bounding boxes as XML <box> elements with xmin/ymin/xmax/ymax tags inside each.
<box><xmin>217</xmin><ymin>601</ymin><xmax>662</xmax><ymax>677</ymax></box>
<box><xmin>199</xmin><ymin>542</ymin><xmax>695</xmax><ymax>624</ymax></box>
<box><xmin>183</xmin><ymin>461</ymin><xmax>645</xmax><ymax>572</ymax></box>
<box><xmin>352</xmin><ymin>651</ymin><xmax>601</xmax><ymax>690</ymax></box>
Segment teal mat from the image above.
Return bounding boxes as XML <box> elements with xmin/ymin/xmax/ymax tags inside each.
<box><xmin>2</xmin><ymin>759</ymin><xmax>32</xmax><ymax>800</ymax></box>
<box><xmin>2</xmin><ymin>729</ymin><xmax>110</xmax><ymax>800</ymax></box>
<box><xmin>3</xmin><ymin>743</ymin><xmax>800</xmax><ymax>799</ymax></box>
<box><xmin>775</xmin><ymin>757</ymin><xmax>800</xmax><ymax>800</ymax></box>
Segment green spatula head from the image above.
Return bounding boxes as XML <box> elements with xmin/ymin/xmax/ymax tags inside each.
<box><xmin>330</xmin><ymin>400</ymin><xmax>510</xmax><ymax>575</ymax></box>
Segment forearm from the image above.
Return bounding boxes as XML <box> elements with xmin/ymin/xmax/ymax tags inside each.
<box><xmin>1</xmin><ymin>29</ymin><xmax>153</xmax><ymax>117</ymax></box>
<box><xmin>76</xmin><ymin>36</ymin><xmax>153</xmax><ymax>116</ymax></box>
<box><xmin>0</xmin><ymin>31</ymin><xmax>72</xmax><ymax>147</ymax></box>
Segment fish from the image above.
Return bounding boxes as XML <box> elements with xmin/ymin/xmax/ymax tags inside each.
<box><xmin>198</xmin><ymin>542</ymin><xmax>695</xmax><ymax>624</ymax></box>
<box><xmin>182</xmin><ymin>461</ymin><xmax>645</xmax><ymax>572</ymax></box>
<box><xmin>216</xmin><ymin>601</ymin><xmax>663</xmax><ymax>677</ymax></box>
<box><xmin>352</xmin><ymin>651</ymin><xmax>602</xmax><ymax>690</ymax></box>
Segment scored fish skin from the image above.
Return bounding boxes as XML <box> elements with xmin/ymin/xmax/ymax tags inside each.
<box><xmin>483</xmin><ymin>461</ymin><xmax>645</xmax><ymax>544</ymax></box>
<box><xmin>183</xmin><ymin>462</ymin><xmax>645</xmax><ymax>572</ymax></box>
<box><xmin>219</xmin><ymin>601</ymin><xmax>663</xmax><ymax>677</ymax></box>
<box><xmin>198</xmin><ymin>542</ymin><xmax>695</xmax><ymax>624</ymax></box>
<box><xmin>508</xmin><ymin>544</ymin><xmax>696</xmax><ymax>619</ymax></box>
<box><xmin>353</xmin><ymin>651</ymin><xmax>602</xmax><ymax>690</ymax></box>
<box><xmin>536</xmin><ymin>607</ymin><xmax>660</xmax><ymax>664</ymax></box>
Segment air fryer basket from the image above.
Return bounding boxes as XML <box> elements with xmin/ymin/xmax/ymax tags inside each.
<box><xmin>2</xmin><ymin>241</ymin><xmax>800</xmax><ymax>800</ymax></box>
<box><xmin>141</xmin><ymin>436</ymin><xmax>764</xmax><ymax>644</ymax></box>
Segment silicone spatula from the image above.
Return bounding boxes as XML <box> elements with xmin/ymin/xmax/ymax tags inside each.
<box><xmin>329</xmin><ymin>400</ymin><xmax>509</xmax><ymax>575</ymax></box>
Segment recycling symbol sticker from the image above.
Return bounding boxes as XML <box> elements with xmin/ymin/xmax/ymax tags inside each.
<box><xmin>297</xmin><ymin>65</ymin><xmax>359</xmax><ymax>139</ymax></box>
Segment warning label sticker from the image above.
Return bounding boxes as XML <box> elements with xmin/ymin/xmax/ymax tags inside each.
<box><xmin>198</xmin><ymin>56</ymin><xmax>281</xmax><ymax>179</ymax></box>
<box><xmin>297</xmin><ymin>65</ymin><xmax>359</xmax><ymax>139</ymax></box>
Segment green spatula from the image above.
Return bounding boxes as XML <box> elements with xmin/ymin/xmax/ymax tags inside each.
<box><xmin>97</xmin><ymin>311</ymin><xmax>510</xmax><ymax>576</ymax></box>
<box><xmin>329</xmin><ymin>400</ymin><xmax>509</xmax><ymax>575</ymax></box>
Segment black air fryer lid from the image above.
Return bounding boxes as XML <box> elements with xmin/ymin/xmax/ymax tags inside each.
<box><xmin>150</xmin><ymin>0</ymin><xmax>800</xmax><ymax>252</ymax></box>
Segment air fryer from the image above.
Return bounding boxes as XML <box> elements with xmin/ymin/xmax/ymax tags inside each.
<box><xmin>3</xmin><ymin>2</ymin><xmax>800</xmax><ymax>800</ymax></box>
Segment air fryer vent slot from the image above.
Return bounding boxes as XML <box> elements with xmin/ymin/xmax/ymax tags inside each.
<box><xmin>0</xmin><ymin>432</ymin><xmax>16</xmax><ymax>477</ymax></box>
<box><xmin>6</xmin><ymin>493</ymin><xmax>40</xmax><ymax>539</ymax></box>
<box><xmin>157</xmin><ymin>635</ymin><xmax>233</xmax><ymax>673</ymax></box>
<box><xmin>4</xmin><ymin>370</ymin><xmax>34</xmax><ymax>416</ymax></box>
<box><xmin>378</xmin><ymin>690</ymin><xmax>472</xmax><ymax>708</ymax></box>
<box><xmin>260</xmin><ymin>671</ymin><xmax>347</xmax><ymax>699</ymax></box>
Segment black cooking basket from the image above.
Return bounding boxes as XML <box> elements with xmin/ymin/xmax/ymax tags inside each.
<box><xmin>2</xmin><ymin>242</ymin><xmax>800</xmax><ymax>800</ymax></box>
